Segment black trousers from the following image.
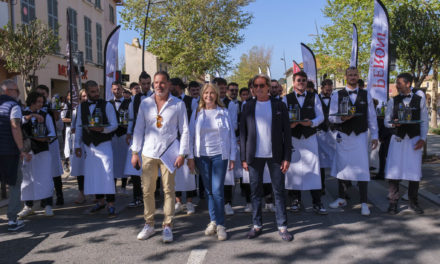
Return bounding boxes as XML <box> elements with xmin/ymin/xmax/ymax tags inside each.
<box><xmin>388</xmin><ymin>180</ymin><xmax>419</xmax><ymax>204</ymax></box>
<box><xmin>224</xmin><ymin>185</ymin><xmax>233</xmax><ymax>204</ymax></box>
<box><xmin>77</xmin><ymin>176</ymin><xmax>84</xmax><ymax>192</ymax></box>
<box><xmin>26</xmin><ymin>197</ymin><xmax>53</xmax><ymax>207</ymax></box>
<box><xmin>53</xmin><ymin>176</ymin><xmax>63</xmax><ymax>199</ymax></box>
<box><xmin>114</xmin><ymin>178</ymin><xmax>127</xmax><ymax>188</ymax></box>
<box><xmin>131</xmin><ymin>175</ymin><xmax>142</xmax><ymax>199</ymax></box>
<box><xmin>240</xmin><ymin>178</ymin><xmax>251</xmax><ymax>203</ymax></box>
<box><xmin>338</xmin><ymin>179</ymin><xmax>368</xmax><ymax>203</ymax></box>
<box><xmin>288</xmin><ymin>189</ymin><xmax>322</xmax><ymax>205</ymax></box>
<box><xmin>378</xmin><ymin>135</ymin><xmax>391</xmax><ymax>177</ymax></box>
<box><xmin>320</xmin><ymin>168</ymin><xmax>326</xmax><ymax>191</ymax></box>
<box><xmin>95</xmin><ymin>194</ymin><xmax>115</xmax><ymax>203</ymax></box>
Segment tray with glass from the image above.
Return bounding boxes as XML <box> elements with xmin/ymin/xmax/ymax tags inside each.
<box><xmin>390</xmin><ymin>103</ymin><xmax>421</xmax><ymax>124</ymax></box>
<box><xmin>389</xmin><ymin>120</ymin><xmax>423</xmax><ymax>125</ymax></box>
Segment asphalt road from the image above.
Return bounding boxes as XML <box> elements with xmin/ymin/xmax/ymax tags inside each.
<box><xmin>1</xmin><ymin>175</ymin><xmax>440</xmax><ymax>264</ymax></box>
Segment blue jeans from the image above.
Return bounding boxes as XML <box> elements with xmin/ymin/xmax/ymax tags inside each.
<box><xmin>195</xmin><ymin>155</ymin><xmax>228</xmax><ymax>226</ymax></box>
<box><xmin>248</xmin><ymin>158</ymin><xmax>287</xmax><ymax>228</ymax></box>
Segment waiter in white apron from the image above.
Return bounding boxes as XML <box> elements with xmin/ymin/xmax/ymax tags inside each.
<box><xmin>74</xmin><ymin>80</ymin><xmax>118</xmax><ymax>217</ymax></box>
<box><xmin>385</xmin><ymin>73</ymin><xmax>428</xmax><ymax>215</ymax></box>
<box><xmin>283</xmin><ymin>71</ymin><xmax>326</xmax><ymax>215</ymax></box>
<box><xmin>328</xmin><ymin>67</ymin><xmax>378</xmax><ymax>216</ymax></box>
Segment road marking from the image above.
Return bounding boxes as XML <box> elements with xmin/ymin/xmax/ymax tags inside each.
<box><xmin>186</xmin><ymin>249</ymin><xmax>208</xmax><ymax>264</ymax></box>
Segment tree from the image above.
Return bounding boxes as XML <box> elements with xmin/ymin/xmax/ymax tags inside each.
<box><xmin>0</xmin><ymin>20</ymin><xmax>58</xmax><ymax>95</ymax></box>
<box><xmin>120</xmin><ymin>0</ymin><xmax>253</xmax><ymax>79</ymax></box>
<box><xmin>431</xmin><ymin>61</ymin><xmax>438</xmax><ymax>128</ymax></box>
<box><xmin>310</xmin><ymin>0</ymin><xmax>440</xmax><ymax>84</ymax></box>
<box><xmin>229</xmin><ymin>46</ymin><xmax>273</xmax><ymax>88</ymax></box>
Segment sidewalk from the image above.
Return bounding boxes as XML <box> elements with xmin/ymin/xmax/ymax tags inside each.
<box><xmin>418</xmin><ymin>134</ymin><xmax>440</xmax><ymax>199</ymax></box>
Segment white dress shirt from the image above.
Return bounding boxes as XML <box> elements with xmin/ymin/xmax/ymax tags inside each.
<box><xmin>131</xmin><ymin>94</ymin><xmax>189</xmax><ymax>158</ymax></box>
<box><xmin>329</xmin><ymin>87</ymin><xmax>378</xmax><ymax>139</ymax></box>
<box><xmin>74</xmin><ymin>101</ymin><xmax>118</xmax><ymax>148</ymax></box>
<box><xmin>282</xmin><ymin>91</ymin><xmax>324</xmax><ymax>127</ymax></box>
<box><xmin>384</xmin><ymin>93</ymin><xmax>428</xmax><ymax>140</ymax></box>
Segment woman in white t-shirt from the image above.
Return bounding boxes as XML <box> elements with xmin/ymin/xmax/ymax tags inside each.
<box><xmin>187</xmin><ymin>83</ymin><xmax>236</xmax><ymax>241</ymax></box>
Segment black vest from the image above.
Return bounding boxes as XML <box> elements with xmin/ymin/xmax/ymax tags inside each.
<box><xmin>22</xmin><ymin>110</ymin><xmax>49</xmax><ymax>154</ymax></box>
<box><xmin>286</xmin><ymin>92</ymin><xmax>317</xmax><ymax>139</ymax></box>
<box><xmin>80</xmin><ymin>100</ymin><xmax>112</xmax><ymax>146</ymax></box>
<box><xmin>318</xmin><ymin>94</ymin><xmax>332</xmax><ymax>132</ymax></box>
<box><xmin>335</xmin><ymin>89</ymin><xmax>369</xmax><ymax>135</ymax></box>
<box><xmin>235</xmin><ymin>100</ymin><xmax>242</xmax><ymax>137</ymax></box>
<box><xmin>392</xmin><ymin>94</ymin><xmax>421</xmax><ymax>139</ymax></box>
<box><xmin>110</xmin><ymin>98</ymin><xmax>131</xmax><ymax>137</ymax></box>
<box><xmin>182</xmin><ymin>95</ymin><xmax>193</xmax><ymax>120</ymax></box>
<box><xmin>133</xmin><ymin>92</ymin><xmax>151</xmax><ymax>130</ymax></box>
<box><xmin>223</xmin><ymin>97</ymin><xmax>231</xmax><ymax>108</ymax></box>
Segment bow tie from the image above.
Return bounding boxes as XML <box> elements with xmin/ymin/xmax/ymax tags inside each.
<box><xmin>296</xmin><ymin>93</ymin><xmax>306</xmax><ymax>97</ymax></box>
<box><xmin>115</xmin><ymin>99</ymin><xmax>121</xmax><ymax>103</ymax></box>
<box><xmin>402</xmin><ymin>94</ymin><xmax>411</xmax><ymax>98</ymax></box>
<box><xmin>348</xmin><ymin>90</ymin><xmax>358</xmax><ymax>95</ymax></box>
<box><xmin>88</xmin><ymin>101</ymin><xmax>97</xmax><ymax>105</ymax></box>
<box><xmin>322</xmin><ymin>96</ymin><xmax>331</xmax><ymax>99</ymax></box>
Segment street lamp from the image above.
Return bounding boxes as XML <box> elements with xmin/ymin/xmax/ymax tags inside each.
<box><xmin>142</xmin><ymin>0</ymin><xmax>166</xmax><ymax>72</ymax></box>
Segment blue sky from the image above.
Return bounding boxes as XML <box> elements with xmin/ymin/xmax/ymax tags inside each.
<box><xmin>117</xmin><ymin>0</ymin><xmax>330</xmax><ymax>80</ymax></box>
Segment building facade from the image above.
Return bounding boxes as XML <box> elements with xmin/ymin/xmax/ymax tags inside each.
<box><xmin>1</xmin><ymin>0</ymin><xmax>121</xmax><ymax>101</ymax></box>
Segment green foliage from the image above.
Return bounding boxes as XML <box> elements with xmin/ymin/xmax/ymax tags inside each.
<box><xmin>430</xmin><ymin>127</ymin><xmax>440</xmax><ymax>135</ymax></box>
<box><xmin>228</xmin><ymin>46</ymin><xmax>272</xmax><ymax>88</ymax></box>
<box><xmin>311</xmin><ymin>0</ymin><xmax>440</xmax><ymax>86</ymax></box>
<box><xmin>120</xmin><ymin>0</ymin><xmax>253</xmax><ymax>79</ymax></box>
<box><xmin>0</xmin><ymin>20</ymin><xmax>58</xmax><ymax>94</ymax></box>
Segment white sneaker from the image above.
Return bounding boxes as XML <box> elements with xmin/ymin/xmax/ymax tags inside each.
<box><xmin>224</xmin><ymin>203</ymin><xmax>234</xmax><ymax>215</ymax></box>
<box><xmin>361</xmin><ymin>203</ymin><xmax>370</xmax><ymax>216</ymax></box>
<box><xmin>244</xmin><ymin>203</ymin><xmax>253</xmax><ymax>213</ymax></box>
<box><xmin>186</xmin><ymin>202</ymin><xmax>195</xmax><ymax>215</ymax></box>
<box><xmin>205</xmin><ymin>221</ymin><xmax>217</xmax><ymax>236</ymax></box>
<box><xmin>329</xmin><ymin>198</ymin><xmax>347</xmax><ymax>209</ymax></box>
<box><xmin>45</xmin><ymin>205</ymin><xmax>54</xmax><ymax>216</ymax></box>
<box><xmin>217</xmin><ymin>225</ymin><xmax>227</xmax><ymax>241</ymax></box>
<box><xmin>162</xmin><ymin>226</ymin><xmax>173</xmax><ymax>243</ymax></box>
<box><xmin>137</xmin><ymin>224</ymin><xmax>155</xmax><ymax>240</ymax></box>
<box><xmin>401</xmin><ymin>193</ymin><xmax>409</xmax><ymax>201</ymax></box>
<box><xmin>265</xmin><ymin>203</ymin><xmax>275</xmax><ymax>212</ymax></box>
<box><xmin>18</xmin><ymin>206</ymin><xmax>34</xmax><ymax>219</ymax></box>
<box><xmin>175</xmin><ymin>202</ymin><xmax>183</xmax><ymax>214</ymax></box>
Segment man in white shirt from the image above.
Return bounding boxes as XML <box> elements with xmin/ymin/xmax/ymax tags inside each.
<box><xmin>132</xmin><ymin>71</ymin><xmax>189</xmax><ymax>243</ymax></box>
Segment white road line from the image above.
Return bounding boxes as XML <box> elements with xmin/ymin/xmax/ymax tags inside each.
<box><xmin>186</xmin><ymin>249</ymin><xmax>208</xmax><ymax>264</ymax></box>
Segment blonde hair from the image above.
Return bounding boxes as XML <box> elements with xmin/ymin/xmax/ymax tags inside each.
<box><xmin>79</xmin><ymin>89</ymin><xmax>87</xmax><ymax>102</ymax></box>
<box><xmin>197</xmin><ymin>83</ymin><xmax>225</xmax><ymax>112</ymax></box>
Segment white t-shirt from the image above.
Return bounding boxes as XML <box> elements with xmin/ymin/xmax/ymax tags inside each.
<box><xmin>199</xmin><ymin>109</ymin><xmax>222</xmax><ymax>156</ymax></box>
<box><xmin>255</xmin><ymin>100</ymin><xmax>272</xmax><ymax>158</ymax></box>
<box><xmin>10</xmin><ymin>105</ymin><xmax>22</xmax><ymax>119</ymax></box>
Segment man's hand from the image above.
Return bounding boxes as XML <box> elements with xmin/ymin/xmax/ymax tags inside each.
<box><xmin>242</xmin><ymin>161</ymin><xmax>249</xmax><ymax>171</ymax></box>
<box><xmin>414</xmin><ymin>139</ymin><xmax>425</xmax><ymax>150</ymax></box>
<box><xmin>299</xmin><ymin>119</ymin><xmax>312</xmax><ymax>127</ymax></box>
<box><xmin>341</xmin><ymin>115</ymin><xmax>355</xmax><ymax>122</ymax></box>
<box><xmin>371</xmin><ymin>139</ymin><xmax>379</xmax><ymax>150</ymax></box>
<box><xmin>89</xmin><ymin>127</ymin><xmax>104</xmax><ymax>132</ymax></box>
<box><xmin>174</xmin><ymin>155</ymin><xmax>185</xmax><ymax>168</ymax></box>
<box><xmin>75</xmin><ymin>148</ymin><xmax>82</xmax><ymax>158</ymax></box>
<box><xmin>229</xmin><ymin>160</ymin><xmax>235</xmax><ymax>171</ymax></box>
<box><xmin>280</xmin><ymin>160</ymin><xmax>290</xmax><ymax>174</ymax></box>
<box><xmin>187</xmin><ymin>159</ymin><xmax>196</xmax><ymax>173</ymax></box>
<box><xmin>392</xmin><ymin>119</ymin><xmax>401</xmax><ymax>127</ymax></box>
<box><xmin>290</xmin><ymin>122</ymin><xmax>298</xmax><ymax>129</ymax></box>
<box><xmin>20</xmin><ymin>152</ymin><xmax>32</xmax><ymax>162</ymax></box>
<box><xmin>126</xmin><ymin>134</ymin><xmax>132</xmax><ymax>145</ymax></box>
<box><xmin>131</xmin><ymin>153</ymin><xmax>141</xmax><ymax>169</ymax></box>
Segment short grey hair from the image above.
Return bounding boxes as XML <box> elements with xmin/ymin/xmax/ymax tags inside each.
<box><xmin>0</xmin><ymin>79</ymin><xmax>17</xmax><ymax>93</ymax></box>
<box><xmin>252</xmin><ymin>74</ymin><xmax>271</xmax><ymax>88</ymax></box>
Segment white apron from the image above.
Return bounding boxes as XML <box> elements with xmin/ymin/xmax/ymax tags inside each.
<box><xmin>385</xmin><ymin>135</ymin><xmax>422</xmax><ymax>181</ymax></box>
<box><xmin>175</xmin><ymin>159</ymin><xmax>196</xmax><ymax>191</ymax></box>
<box><xmin>285</xmin><ymin>135</ymin><xmax>322</xmax><ymax>190</ymax></box>
<box><xmin>83</xmin><ymin>141</ymin><xmax>115</xmax><ymax>195</ymax></box>
<box><xmin>368</xmin><ymin>130</ymin><xmax>380</xmax><ymax>171</ymax></box>
<box><xmin>124</xmin><ymin>139</ymin><xmax>143</xmax><ymax>176</ymax></box>
<box><xmin>331</xmin><ymin>131</ymin><xmax>370</xmax><ymax>181</ymax></box>
<box><xmin>49</xmin><ymin>139</ymin><xmax>64</xmax><ymax>177</ymax></box>
<box><xmin>317</xmin><ymin>130</ymin><xmax>336</xmax><ymax>169</ymax></box>
<box><xmin>242</xmin><ymin>164</ymin><xmax>272</xmax><ymax>184</ymax></box>
<box><xmin>64</xmin><ymin>125</ymin><xmax>72</xmax><ymax>159</ymax></box>
<box><xmin>112</xmin><ymin>135</ymin><xmax>129</xmax><ymax>178</ymax></box>
<box><xmin>21</xmin><ymin>150</ymin><xmax>54</xmax><ymax>201</ymax></box>
<box><xmin>69</xmin><ymin>131</ymin><xmax>85</xmax><ymax>176</ymax></box>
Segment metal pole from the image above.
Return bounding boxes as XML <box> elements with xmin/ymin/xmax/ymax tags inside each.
<box><xmin>142</xmin><ymin>0</ymin><xmax>152</xmax><ymax>72</ymax></box>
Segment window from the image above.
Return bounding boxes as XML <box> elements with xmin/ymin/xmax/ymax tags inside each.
<box><xmin>95</xmin><ymin>0</ymin><xmax>101</xmax><ymax>9</ymax></box>
<box><xmin>84</xmin><ymin>16</ymin><xmax>93</xmax><ymax>62</ymax></box>
<box><xmin>47</xmin><ymin>0</ymin><xmax>59</xmax><ymax>50</ymax></box>
<box><xmin>109</xmin><ymin>4</ymin><xmax>115</xmax><ymax>24</ymax></box>
<box><xmin>96</xmin><ymin>23</ymin><xmax>103</xmax><ymax>65</ymax></box>
<box><xmin>67</xmin><ymin>8</ymin><xmax>78</xmax><ymax>51</ymax></box>
<box><xmin>21</xmin><ymin>0</ymin><xmax>36</xmax><ymax>24</ymax></box>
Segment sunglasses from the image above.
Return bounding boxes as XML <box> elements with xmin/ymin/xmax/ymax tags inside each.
<box><xmin>254</xmin><ymin>84</ymin><xmax>266</xmax><ymax>89</ymax></box>
<box><xmin>295</xmin><ymin>79</ymin><xmax>307</xmax><ymax>83</ymax></box>
<box><xmin>156</xmin><ymin>115</ymin><xmax>163</xmax><ymax>128</ymax></box>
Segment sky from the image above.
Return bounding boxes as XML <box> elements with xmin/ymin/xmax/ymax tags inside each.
<box><xmin>116</xmin><ymin>0</ymin><xmax>330</xmax><ymax>80</ymax></box>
